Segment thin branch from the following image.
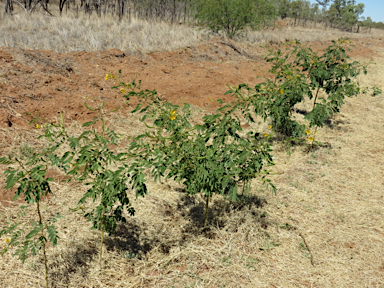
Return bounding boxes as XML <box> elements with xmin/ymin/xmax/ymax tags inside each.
<box><xmin>11</xmin><ymin>0</ymin><xmax>28</xmax><ymax>12</ymax></box>
<box><xmin>4</xmin><ymin>103</ymin><xmax>29</xmax><ymax>123</ymax></box>
<box><xmin>299</xmin><ymin>232</ymin><xmax>315</xmax><ymax>266</ymax></box>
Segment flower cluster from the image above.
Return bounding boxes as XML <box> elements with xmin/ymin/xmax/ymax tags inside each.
<box><xmin>169</xmin><ymin>110</ymin><xmax>177</xmax><ymax>121</ymax></box>
<box><xmin>305</xmin><ymin>129</ymin><xmax>316</xmax><ymax>142</ymax></box>
<box><xmin>105</xmin><ymin>73</ymin><xmax>114</xmax><ymax>80</ymax></box>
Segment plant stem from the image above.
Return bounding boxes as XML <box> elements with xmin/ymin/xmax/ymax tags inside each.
<box><xmin>204</xmin><ymin>194</ymin><xmax>210</xmax><ymax>227</ymax></box>
<box><xmin>37</xmin><ymin>200</ymin><xmax>49</xmax><ymax>288</ymax></box>
<box><xmin>312</xmin><ymin>87</ymin><xmax>321</xmax><ymax>110</ymax></box>
<box><xmin>299</xmin><ymin>232</ymin><xmax>315</xmax><ymax>267</ymax></box>
<box><xmin>311</xmin><ymin>126</ymin><xmax>319</xmax><ymax>151</ymax></box>
<box><xmin>99</xmin><ymin>205</ymin><xmax>105</xmax><ymax>266</ymax></box>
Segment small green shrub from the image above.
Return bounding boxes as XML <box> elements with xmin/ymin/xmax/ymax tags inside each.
<box><xmin>192</xmin><ymin>0</ymin><xmax>276</xmax><ymax>38</ymax></box>
<box><xmin>0</xmin><ymin>117</ymin><xmax>66</xmax><ymax>288</ymax></box>
<box><xmin>54</xmin><ymin>101</ymin><xmax>146</xmax><ymax>265</ymax></box>
<box><xmin>227</xmin><ymin>38</ymin><xmax>382</xmax><ymax>143</ymax></box>
<box><xmin>113</xmin><ymin>75</ymin><xmax>275</xmax><ymax>227</ymax></box>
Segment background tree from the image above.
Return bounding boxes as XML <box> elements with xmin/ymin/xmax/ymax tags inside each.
<box><xmin>360</xmin><ymin>16</ymin><xmax>373</xmax><ymax>32</ymax></box>
<box><xmin>192</xmin><ymin>0</ymin><xmax>276</xmax><ymax>38</ymax></box>
<box><xmin>276</xmin><ymin>0</ymin><xmax>291</xmax><ymax>19</ymax></box>
<box><xmin>4</xmin><ymin>0</ymin><xmax>14</xmax><ymax>13</ymax></box>
<box><xmin>326</xmin><ymin>0</ymin><xmax>364</xmax><ymax>31</ymax></box>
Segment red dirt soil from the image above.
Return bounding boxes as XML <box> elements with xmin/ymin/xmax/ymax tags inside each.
<box><xmin>0</xmin><ymin>37</ymin><xmax>381</xmax><ymax>130</ymax></box>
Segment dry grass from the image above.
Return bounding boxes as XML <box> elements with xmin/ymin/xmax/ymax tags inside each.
<box><xmin>0</xmin><ymin>11</ymin><xmax>208</xmax><ymax>53</ymax></box>
<box><xmin>1</xmin><ymin>8</ymin><xmax>384</xmax><ymax>54</ymax></box>
<box><xmin>242</xmin><ymin>20</ymin><xmax>384</xmax><ymax>46</ymax></box>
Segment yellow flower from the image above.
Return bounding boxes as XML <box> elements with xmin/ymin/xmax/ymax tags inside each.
<box><xmin>279</xmin><ymin>89</ymin><xmax>284</xmax><ymax>94</ymax></box>
<box><xmin>169</xmin><ymin>110</ymin><xmax>177</xmax><ymax>120</ymax></box>
<box><xmin>305</xmin><ymin>129</ymin><xmax>310</xmax><ymax>135</ymax></box>
<box><xmin>105</xmin><ymin>73</ymin><xmax>114</xmax><ymax>80</ymax></box>
<box><xmin>35</xmin><ymin>124</ymin><xmax>40</xmax><ymax>129</ymax></box>
<box><xmin>268</xmin><ymin>125</ymin><xmax>273</xmax><ymax>129</ymax></box>
<box><xmin>286</xmin><ymin>75</ymin><xmax>290</xmax><ymax>79</ymax></box>
<box><xmin>120</xmin><ymin>88</ymin><xmax>126</xmax><ymax>94</ymax></box>
<box><xmin>79</xmin><ymin>206</ymin><xmax>83</xmax><ymax>209</ymax></box>
<box><xmin>264</xmin><ymin>133</ymin><xmax>269</xmax><ymax>137</ymax></box>
<box><xmin>5</xmin><ymin>238</ymin><xmax>10</xmax><ymax>243</ymax></box>
<box><xmin>312</xmin><ymin>60</ymin><xmax>316</xmax><ymax>64</ymax></box>
<box><xmin>308</xmin><ymin>136</ymin><xmax>314</xmax><ymax>141</ymax></box>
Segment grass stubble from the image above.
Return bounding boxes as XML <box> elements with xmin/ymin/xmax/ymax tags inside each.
<box><xmin>0</xmin><ymin>9</ymin><xmax>384</xmax><ymax>288</ymax></box>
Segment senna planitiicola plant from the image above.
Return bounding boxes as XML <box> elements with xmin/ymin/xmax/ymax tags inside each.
<box><xmin>111</xmin><ymin>75</ymin><xmax>275</xmax><ymax>227</ymax></box>
<box><xmin>227</xmin><ymin>38</ymin><xmax>382</xmax><ymax>142</ymax></box>
<box><xmin>0</xmin><ymin>115</ymin><xmax>67</xmax><ymax>288</ymax></box>
<box><xmin>58</xmin><ymin>101</ymin><xmax>147</xmax><ymax>265</ymax></box>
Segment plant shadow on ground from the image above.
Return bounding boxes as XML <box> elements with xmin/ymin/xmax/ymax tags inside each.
<box><xmin>324</xmin><ymin>118</ymin><xmax>350</xmax><ymax>130</ymax></box>
<box><xmin>177</xmin><ymin>192</ymin><xmax>268</xmax><ymax>239</ymax></box>
<box><xmin>101</xmin><ymin>191</ymin><xmax>268</xmax><ymax>259</ymax></box>
<box><xmin>104</xmin><ymin>220</ymin><xmax>159</xmax><ymax>258</ymax></box>
<box><xmin>48</xmin><ymin>241</ymin><xmax>98</xmax><ymax>286</ymax></box>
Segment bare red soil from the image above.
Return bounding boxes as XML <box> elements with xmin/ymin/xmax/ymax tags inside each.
<box><xmin>0</xmin><ymin>37</ymin><xmax>380</xmax><ymax>130</ymax></box>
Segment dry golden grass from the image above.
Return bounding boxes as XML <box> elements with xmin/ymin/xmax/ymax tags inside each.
<box><xmin>1</xmin><ymin>8</ymin><xmax>384</xmax><ymax>54</ymax></box>
<box><xmin>0</xmin><ymin>11</ymin><xmax>208</xmax><ymax>54</ymax></box>
<box><xmin>243</xmin><ymin>24</ymin><xmax>384</xmax><ymax>46</ymax></box>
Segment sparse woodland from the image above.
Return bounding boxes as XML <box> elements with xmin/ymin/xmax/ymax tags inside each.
<box><xmin>1</xmin><ymin>0</ymin><xmax>383</xmax><ymax>33</ymax></box>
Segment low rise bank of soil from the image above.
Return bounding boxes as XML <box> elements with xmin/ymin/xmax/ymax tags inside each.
<box><xmin>0</xmin><ymin>36</ymin><xmax>381</xmax><ymax>130</ymax></box>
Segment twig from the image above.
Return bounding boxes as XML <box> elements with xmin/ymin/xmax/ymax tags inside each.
<box><xmin>299</xmin><ymin>232</ymin><xmax>315</xmax><ymax>266</ymax></box>
<box><xmin>5</xmin><ymin>103</ymin><xmax>28</xmax><ymax>122</ymax></box>
<box><xmin>220</xmin><ymin>40</ymin><xmax>258</xmax><ymax>60</ymax></box>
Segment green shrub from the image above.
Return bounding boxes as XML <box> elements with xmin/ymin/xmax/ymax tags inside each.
<box><xmin>57</xmin><ymin>101</ymin><xmax>146</xmax><ymax>265</ymax></box>
<box><xmin>227</xmin><ymin>38</ymin><xmax>381</xmax><ymax>142</ymax></box>
<box><xmin>114</xmin><ymin>76</ymin><xmax>275</xmax><ymax>227</ymax></box>
<box><xmin>0</xmin><ymin>118</ymin><xmax>66</xmax><ymax>288</ymax></box>
<box><xmin>192</xmin><ymin>0</ymin><xmax>276</xmax><ymax>38</ymax></box>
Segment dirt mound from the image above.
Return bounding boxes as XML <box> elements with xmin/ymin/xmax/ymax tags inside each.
<box><xmin>0</xmin><ymin>36</ymin><xmax>380</xmax><ymax>130</ymax></box>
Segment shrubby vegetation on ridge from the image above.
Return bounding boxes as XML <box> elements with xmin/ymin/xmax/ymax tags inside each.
<box><xmin>2</xmin><ymin>0</ymin><xmax>382</xmax><ymax>38</ymax></box>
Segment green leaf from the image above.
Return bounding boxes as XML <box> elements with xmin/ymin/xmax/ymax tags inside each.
<box><xmin>84</xmin><ymin>102</ymin><xmax>96</xmax><ymax>111</ymax></box>
<box><xmin>25</xmin><ymin>224</ymin><xmax>43</xmax><ymax>240</ymax></box>
<box><xmin>47</xmin><ymin>225</ymin><xmax>59</xmax><ymax>246</ymax></box>
<box><xmin>0</xmin><ymin>157</ymin><xmax>14</xmax><ymax>165</ymax></box>
<box><xmin>82</xmin><ymin>121</ymin><xmax>96</xmax><ymax>127</ymax></box>
<box><xmin>5</xmin><ymin>169</ymin><xmax>18</xmax><ymax>189</ymax></box>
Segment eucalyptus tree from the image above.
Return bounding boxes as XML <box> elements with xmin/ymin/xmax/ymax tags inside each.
<box><xmin>192</xmin><ymin>0</ymin><xmax>276</xmax><ymax>38</ymax></box>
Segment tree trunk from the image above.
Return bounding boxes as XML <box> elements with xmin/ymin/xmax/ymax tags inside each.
<box><xmin>4</xmin><ymin>0</ymin><xmax>11</xmax><ymax>13</ymax></box>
